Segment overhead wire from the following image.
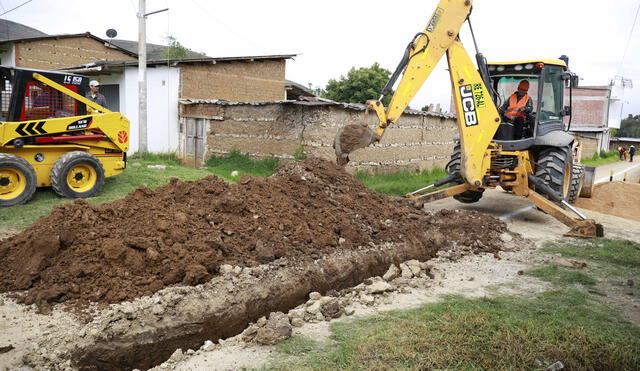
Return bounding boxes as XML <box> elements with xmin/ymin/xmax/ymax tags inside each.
<box><xmin>617</xmin><ymin>1</ymin><xmax>640</xmax><ymax>73</ymax></box>
<box><xmin>0</xmin><ymin>0</ymin><xmax>33</xmax><ymax>17</ymax></box>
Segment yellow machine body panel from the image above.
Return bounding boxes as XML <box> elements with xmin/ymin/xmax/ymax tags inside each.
<box><xmin>447</xmin><ymin>40</ymin><xmax>501</xmax><ymax>186</ymax></box>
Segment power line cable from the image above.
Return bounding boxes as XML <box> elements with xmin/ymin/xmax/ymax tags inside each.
<box><xmin>617</xmin><ymin>1</ymin><xmax>640</xmax><ymax>73</ymax></box>
<box><xmin>0</xmin><ymin>0</ymin><xmax>34</xmax><ymax>17</ymax></box>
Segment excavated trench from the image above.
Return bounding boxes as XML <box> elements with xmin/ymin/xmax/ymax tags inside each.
<box><xmin>0</xmin><ymin>158</ymin><xmax>507</xmax><ymax>370</ymax></box>
<box><xmin>74</xmin><ymin>242</ymin><xmax>448</xmax><ymax>370</ymax></box>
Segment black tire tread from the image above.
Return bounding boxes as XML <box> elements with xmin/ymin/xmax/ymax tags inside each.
<box><xmin>567</xmin><ymin>163</ymin><xmax>585</xmax><ymax>204</ymax></box>
<box><xmin>447</xmin><ymin>143</ymin><xmax>484</xmax><ymax>204</ymax></box>
<box><xmin>534</xmin><ymin>146</ymin><xmax>572</xmax><ymax>199</ymax></box>
<box><xmin>50</xmin><ymin>151</ymin><xmax>105</xmax><ymax>199</ymax></box>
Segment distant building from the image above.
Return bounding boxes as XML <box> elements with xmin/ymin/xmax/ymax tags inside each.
<box><xmin>565</xmin><ymin>85</ymin><xmax>612</xmax><ymax>159</ymax></box>
<box><xmin>0</xmin><ymin>19</ymin><xmax>297</xmax><ymax>154</ymax></box>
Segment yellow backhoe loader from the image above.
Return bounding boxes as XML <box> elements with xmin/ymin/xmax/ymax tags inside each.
<box><xmin>0</xmin><ymin>67</ymin><xmax>130</xmax><ymax>207</ymax></box>
<box><xmin>334</xmin><ymin>0</ymin><xmax>603</xmax><ymax>237</ymax></box>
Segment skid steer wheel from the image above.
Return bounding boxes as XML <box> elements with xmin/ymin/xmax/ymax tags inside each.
<box><xmin>534</xmin><ymin>146</ymin><xmax>572</xmax><ymax>200</ymax></box>
<box><xmin>0</xmin><ymin>153</ymin><xmax>37</xmax><ymax>207</ymax></box>
<box><xmin>51</xmin><ymin>151</ymin><xmax>105</xmax><ymax>199</ymax></box>
<box><xmin>445</xmin><ymin>142</ymin><xmax>484</xmax><ymax>203</ymax></box>
<box><xmin>567</xmin><ymin>163</ymin><xmax>585</xmax><ymax>204</ymax></box>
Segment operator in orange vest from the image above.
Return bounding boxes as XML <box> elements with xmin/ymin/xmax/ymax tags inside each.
<box><xmin>499</xmin><ymin>80</ymin><xmax>534</xmax><ymax>139</ymax></box>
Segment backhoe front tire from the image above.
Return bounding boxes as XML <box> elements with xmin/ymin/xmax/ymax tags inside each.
<box><xmin>51</xmin><ymin>151</ymin><xmax>105</xmax><ymax>199</ymax></box>
<box><xmin>534</xmin><ymin>146</ymin><xmax>572</xmax><ymax>200</ymax></box>
<box><xmin>0</xmin><ymin>153</ymin><xmax>37</xmax><ymax>207</ymax></box>
<box><xmin>446</xmin><ymin>142</ymin><xmax>484</xmax><ymax>203</ymax></box>
<box><xmin>567</xmin><ymin>163</ymin><xmax>585</xmax><ymax>204</ymax></box>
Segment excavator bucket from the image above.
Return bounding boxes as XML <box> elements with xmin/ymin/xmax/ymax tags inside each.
<box><xmin>579</xmin><ymin>166</ymin><xmax>596</xmax><ymax>198</ymax></box>
<box><xmin>333</xmin><ymin>124</ymin><xmax>378</xmax><ymax>166</ymax></box>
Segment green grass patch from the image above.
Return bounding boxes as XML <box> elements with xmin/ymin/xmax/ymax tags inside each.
<box><xmin>542</xmin><ymin>239</ymin><xmax>640</xmax><ymax>268</ymax></box>
<box><xmin>581</xmin><ymin>149</ymin><xmax>622</xmax><ymax>167</ymax></box>
<box><xmin>527</xmin><ymin>265</ymin><xmax>597</xmax><ymax>286</ymax></box>
<box><xmin>205</xmin><ymin>150</ymin><xmax>280</xmax><ymax>180</ymax></box>
<box><xmin>266</xmin><ymin>290</ymin><xmax>640</xmax><ymax>370</ymax></box>
<box><xmin>355</xmin><ymin>168</ymin><xmax>447</xmax><ymax>196</ymax></box>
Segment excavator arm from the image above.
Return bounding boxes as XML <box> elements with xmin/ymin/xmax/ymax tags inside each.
<box><xmin>335</xmin><ymin>0</ymin><xmax>500</xmax><ymax>186</ymax></box>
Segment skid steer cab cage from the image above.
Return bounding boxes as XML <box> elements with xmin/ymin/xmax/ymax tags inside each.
<box><xmin>0</xmin><ymin>67</ymin><xmax>130</xmax><ymax>207</ymax></box>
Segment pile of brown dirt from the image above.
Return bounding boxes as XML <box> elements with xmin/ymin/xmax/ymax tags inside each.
<box><xmin>575</xmin><ymin>181</ymin><xmax>640</xmax><ymax>222</ymax></box>
<box><xmin>0</xmin><ymin>158</ymin><xmax>507</xmax><ymax>310</ymax></box>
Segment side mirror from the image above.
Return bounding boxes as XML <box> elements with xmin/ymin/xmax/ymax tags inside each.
<box><xmin>561</xmin><ymin>105</ymin><xmax>571</xmax><ymax>116</ymax></box>
<box><xmin>572</xmin><ymin>74</ymin><xmax>580</xmax><ymax>87</ymax></box>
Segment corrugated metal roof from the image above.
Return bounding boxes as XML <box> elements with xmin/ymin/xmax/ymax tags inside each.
<box><xmin>0</xmin><ymin>19</ymin><xmax>47</xmax><ymax>41</ymax></box>
<box><xmin>568</xmin><ymin>125</ymin><xmax>606</xmax><ymax>133</ymax></box>
<box><xmin>612</xmin><ymin>137</ymin><xmax>640</xmax><ymax>142</ymax></box>
<box><xmin>179</xmin><ymin>98</ymin><xmax>456</xmax><ymax>119</ymax></box>
<box><xmin>59</xmin><ymin>54</ymin><xmax>298</xmax><ymax>72</ymax></box>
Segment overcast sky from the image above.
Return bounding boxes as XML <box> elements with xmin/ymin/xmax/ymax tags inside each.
<box><xmin>4</xmin><ymin>0</ymin><xmax>640</xmax><ymax>116</ymax></box>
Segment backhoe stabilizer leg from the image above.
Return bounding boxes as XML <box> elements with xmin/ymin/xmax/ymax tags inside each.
<box><xmin>407</xmin><ymin>183</ymin><xmax>471</xmax><ymax>203</ymax></box>
<box><xmin>527</xmin><ymin>190</ymin><xmax>604</xmax><ymax>238</ymax></box>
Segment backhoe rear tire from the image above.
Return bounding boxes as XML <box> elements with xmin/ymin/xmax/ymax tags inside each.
<box><xmin>0</xmin><ymin>153</ymin><xmax>37</xmax><ymax>207</ymax></box>
<box><xmin>567</xmin><ymin>163</ymin><xmax>585</xmax><ymax>204</ymax></box>
<box><xmin>51</xmin><ymin>151</ymin><xmax>105</xmax><ymax>199</ymax></box>
<box><xmin>534</xmin><ymin>146</ymin><xmax>572</xmax><ymax>200</ymax></box>
<box><xmin>445</xmin><ymin>142</ymin><xmax>484</xmax><ymax>203</ymax></box>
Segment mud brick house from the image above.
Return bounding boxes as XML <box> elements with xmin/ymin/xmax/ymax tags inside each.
<box><xmin>0</xmin><ymin>20</ymin><xmax>296</xmax><ymax>153</ymax></box>
<box><xmin>178</xmin><ymin>98</ymin><xmax>457</xmax><ymax>172</ymax></box>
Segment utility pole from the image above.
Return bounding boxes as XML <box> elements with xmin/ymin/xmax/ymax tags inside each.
<box><xmin>137</xmin><ymin>0</ymin><xmax>147</xmax><ymax>154</ymax></box>
<box><xmin>137</xmin><ymin>0</ymin><xmax>168</xmax><ymax>154</ymax></box>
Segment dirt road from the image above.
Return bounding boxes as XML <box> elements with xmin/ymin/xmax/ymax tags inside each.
<box><xmin>594</xmin><ymin>159</ymin><xmax>640</xmax><ymax>184</ymax></box>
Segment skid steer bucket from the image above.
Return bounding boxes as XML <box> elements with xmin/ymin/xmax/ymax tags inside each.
<box><xmin>333</xmin><ymin>124</ymin><xmax>378</xmax><ymax>166</ymax></box>
<box><xmin>579</xmin><ymin>166</ymin><xmax>596</xmax><ymax>198</ymax></box>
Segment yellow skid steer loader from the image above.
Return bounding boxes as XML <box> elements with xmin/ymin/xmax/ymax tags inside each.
<box><xmin>0</xmin><ymin>67</ymin><xmax>129</xmax><ymax>207</ymax></box>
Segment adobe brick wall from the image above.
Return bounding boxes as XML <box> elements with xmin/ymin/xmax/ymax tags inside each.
<box><xmin>574</xmin><ymin>134</ymin><xmax>598</xmax><ymax>159</ymax></box>
<box><xmin>180</xmin><ymin>101</ymin><xmax>457</xmax><ymax>174</ymax></box>
<box><xmin>14</xmin><ymin>37</ymin><xmax>135</xmax><ymax>69</ymax></box>
<box><xmin>180</xmin><ymin>60</ymin><xmax>286</xmax><ymax>102</ymax></box>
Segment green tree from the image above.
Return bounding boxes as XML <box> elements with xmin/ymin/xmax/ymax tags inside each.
<box><xmin>420</xmin><ymin>104</ymin><xmax>431</xmax><ymax>112</ymax></box>
<box><xmin>322</xmin><ymin>63</ymin><xmax>392</xmax><ymax>105</ymax></box>
<box><xmin>618</xmin><ymin>114</ymin><xmax>640</xmax><ymax>138</ymax></box>
<box><xmin>163</xmin><ymin>35</ymin><xmax>206</xmax><ymax>59</ymax></box>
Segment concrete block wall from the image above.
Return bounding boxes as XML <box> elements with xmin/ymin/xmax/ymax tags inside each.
<box><xmin>180</xmin><ymin>101</ymin><xmax>457</xmax><ymax>174</ymax></box>
<box><xmin>14</xmin><ymin>37</ymin><xmax>135</xmax><ymax>69</ymax></box>
<box><xmin>180</xmin><ymin>60</ymin><xmax>286</xmax><ymax>102</ymax></box>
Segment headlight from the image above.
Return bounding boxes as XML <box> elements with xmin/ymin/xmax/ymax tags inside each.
<box><xmin>525</xmin><ymin>63</ymin><xmax>534</xmax><ymax>70</ymax></box>
<box><xmin>496</xmin><ymin>66</ymin><xmax>505</xmax><ymax>72</ymax></box>
<box><xmin>514</xmin><ymin>65</ymin><xmax>523</xmax><ymax>71</ymax></box>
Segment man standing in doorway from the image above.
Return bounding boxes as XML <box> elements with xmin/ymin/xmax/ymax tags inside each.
<box><xmin>85</xmin><ymin>80</ymin><xmax>107</xmax><ymax>108</ymax></box>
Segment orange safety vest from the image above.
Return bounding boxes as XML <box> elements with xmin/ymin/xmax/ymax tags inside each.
<box><xmin>504</xmin><ymin>93</ymin><xmax>530</xmax><ymax>120</ymax></box>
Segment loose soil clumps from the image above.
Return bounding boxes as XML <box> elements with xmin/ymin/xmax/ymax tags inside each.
<box><xmin>0</xmin><ymin>158</ymin><xmax>506</xmax><ymax>310</ymax></box>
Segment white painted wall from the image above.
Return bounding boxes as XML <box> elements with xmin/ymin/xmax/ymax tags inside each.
<box><xmin>0</xmin><ymin>44</ymin><xmax>16</xmax><ymax>67</ymax></box>
<box><xmin>109</xmin><ymin>66</ymin><xmax>180</xmax><ymax>154</ymax></box>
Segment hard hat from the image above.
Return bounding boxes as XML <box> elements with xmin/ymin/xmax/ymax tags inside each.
<box><xmin>89</xmin><ymin>80</ymin><xmax>100</xmax><ymax>87</ymax></box>
<box><xmin>518</xmin><ymin>80</ymin><xmax>529</xmax><ymax>91</ymax></box>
